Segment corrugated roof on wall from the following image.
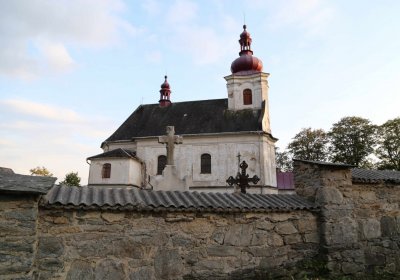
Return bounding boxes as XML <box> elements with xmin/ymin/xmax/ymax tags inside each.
<box><xmin>0</xmin><ymin>171</ymin><xmax>56</xmax><ymax>195</ymax></box>
<box><xmin>352</xmin><ymin>168</ymin><xmax>400</xmax><ymax>184</ymax></box>
<box><xmin>41</xmin><ymin>185</ymin><xmax>317</xmax><ymax>212</ymax></box>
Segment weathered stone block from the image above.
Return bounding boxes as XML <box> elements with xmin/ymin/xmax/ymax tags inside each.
<box><xmin>0</xmin><ymin>254</ymin><xmax>32</xmax><ymax>274</ymax></box>
<box><xmin>4</xmin><ymin>208</ymin><xmax>36</xmax><ymax>222</ymax></box>
<box><xmin>250</xmin><ymin>231</ymin><xmax>268</xmax><ymax>246</ymax></box>
<box><xmin>101</xmin><ymin>212</ymin><xmax>125</xmax><ymax>223</ymax></box>
<box><xmin>0</xmin><ymin>239</ymin><xmax>34</xmax><ymax>253</ymax></box>
<box><xmin>323</xmin><ymin>218</ymin><xmax>358</xmax><ymax>246</ymax></box>
<box><xmin>154</xmin><ymin>249</ymin><xmax>183</xmax><ymax>279</ymax></box>
<box><xmin>284</xmin><ymin>234</ymin><xmax>302</xmax><ymax>245</ymax></box>
<box><xmin>95</xmin><ymin>259</ymin><xmax>126</xmax><ymax>280</ymax></box>
<box><xmin>316</xmin><ymin>187</ymin><xmax>343</xmax><ymax>205</ymax></box>
<box><xmin>259</xmin><ymin>255</ymin><xmax>288</xmax><ymax>268</ymax></box>
<box><xmin>341</xmin><ymin>262</ymin><xmax>363</xmax><ymax>274</ymax></box>
<box><xmin>211</xmin><ymin>228</ymin><xmax>225</xmax><ymax>245</ymax></box>
<box><xmin>360</xmin><ymin>191</ymin><xmax>376</xmax><ymax>201</ymax></box>
<box><xmin>304</xmin><ymin>232</ymin><xmax>319</xmax><ymax>243</ymax></box>
<box><xmin>359</xmin><ymin>219</ymin><xmax>381</xmax><ymax>240</ymax></box>
<box><xmin>66</xmin><ymin>260</ymin><xmax>94</xmax><ymax>280</ymax></box>
<box><xmin>129</xmin><ymin>267</ymin><xmax>155</xmax><ymax>280</ymax></box>
<box><xmin>381</xmin><ymin>216</ymin><xmax>397</xmax><ymax>237</ymax></box>
<box><xmin>268</xmin><ymin>212</ymin><xmax>295</xmax><ymax>222</ymax></box>
<box><xmin>244</xmin><ymin>247</ymin><xmax>271</xmax><ymax>257</ymax></box>
<box><xmin>275</xmin><ymin>222</ymin><xmax>298</xmax><ymax>235</ymax></box>
<box><xmin>296</xmin><ymin>217</ymin><xmax>317</xmax><ymax>233</ymax></box>
<box><xmin>112</xmin><ymin>238</ymin><xmax>141</xmax><ymax>258</ymax></box>
<box><xmin>37</xmin><ymin>237</ymin><xmax>64</xmax><ymax>258</ymax></box>
<box><xmin>255</xmin><ymin>220</ymin><xmax>274</xmax><ymax>230</ymax></box>
<box><xmin>37</xmin><ymin>258</ymin><xmax>64</xmax><ymax>271</ymax></box>
<box><xmin>224</xmin><ymin>224</ymin><xmax>253</xmax><ymax>246</ymax></box>
<box><xmin>207</xmin><ymin>245</ymin><xmax>240</xmax><ymax>257</ymax></box>
<box><xmin>194</xmin><ymin>259</ymin><xmax>227</xmax><ymax>271</ymax></box>
<box><xmin>172</xmin><ymin>234</ymin><xmax>195</xmax><ymax>247</ymax></box>
<box><xmin>267</xmin><ymin>233</ymin><xmax>284</xmax><ymax>247</ymax></box>
<box><xmin>365</xmin><ymin>251</ymin><xmax>386</xmax><ymax>266</ymax></box>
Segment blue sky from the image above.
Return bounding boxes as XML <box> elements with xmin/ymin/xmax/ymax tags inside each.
<box><xmin>1</xmin><ymin>0</ymin><xmax>399</xmax><ymax>184</ymax></box>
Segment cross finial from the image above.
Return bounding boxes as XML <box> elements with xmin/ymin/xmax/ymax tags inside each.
<box><xmin>158</xmin><ymin>126</ymin><xmax>183</xmax><ymax>166</ymax></box>
<box><xmin>226</xmin><ymin>160</ymin><xmax>260</xmax><ymax>194</ymax></box>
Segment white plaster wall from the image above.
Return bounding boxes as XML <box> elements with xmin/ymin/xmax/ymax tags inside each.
<box><xmin>88</xmin><ymin>158</ymin><xmax>142</xmax><ymax>187</ymax></box>
<box><xmin>130</xmin><ymin>133</ymin><xmax>277</xmax><ymax>192</ymax></box>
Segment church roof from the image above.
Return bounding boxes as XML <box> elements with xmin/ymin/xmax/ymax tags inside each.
<box><xmin>104</xmin><ymin>99</ymin><xmax>267</xmax><ymax>144</ymax></box>
<box><xmin>87</xmin><ymin>148</ymin><xmax>136</xmax><ymax>161</ymax></box>
<box><xmin>41</xmin><ymin>185</ymin><xmax>317</xmax><ymax>212</ymax></box>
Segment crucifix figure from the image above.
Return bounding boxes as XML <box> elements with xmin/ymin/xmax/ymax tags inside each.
<box><xmin>226</xmin><ymin>160</ymin><xmax>260</xmax><ymax>194</ymax></box>
<box><xmin>158</xmin><ymin>126</ymin><xmax>183</xmax><ymax>166</ymax></box>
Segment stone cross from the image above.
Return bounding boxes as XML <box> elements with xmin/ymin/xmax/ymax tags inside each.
<box><xmin>158</xmin><ymin>126</ymin><xmax>183</xmax><ymax>166</ymax></box>
<box><xmin>226</xmin><ymin>160</ymin><xmax>260</xmax><ymax>194</ymax></box>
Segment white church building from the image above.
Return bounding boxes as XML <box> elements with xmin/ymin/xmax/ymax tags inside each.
<box><xmin>87</xmin><ymin>25</ymin><xmax>278</xmax><ymax>194</ymax></box>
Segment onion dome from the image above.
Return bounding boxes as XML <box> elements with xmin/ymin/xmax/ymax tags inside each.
<box><xmin>160</xmin><ymin>75</ymin><xmax>170</xmax><ymax>89</ymax></box>
<box><xmin>159</xmin><ymin>75</ymin><xmax>171</xmax><ymax>107</ymax></box>
<box><xmin>231</xmin><ymin>25</ymin><xmax>263</xmax><ymax>74</ymax></box>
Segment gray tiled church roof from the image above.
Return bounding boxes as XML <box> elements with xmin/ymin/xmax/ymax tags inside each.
<box><xmin>87</xmin><ymin>148</ymin><xmax>136</xmax><ymax>160</ymax></box>
<box><xmin>41</xmin><ymin>185</ymin><xmax>317</xmax><ymax>212</ymax></box>
<box><xmin>352</xmin><ymin>168</ymin><xmax>400</xmax><ymax>184</ymax></box>
<box><xmin>104</xmin><ymin>99</ymin><xmax>268</xmax><ymax>143</ymax></box>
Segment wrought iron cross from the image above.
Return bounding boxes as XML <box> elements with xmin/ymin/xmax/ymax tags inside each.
<box><xmin>158</xmin><ymin>126</ymin><xmax>182</xmax><ymax>165</ymax></box>
<box><xmin>226</xmin><ymin>160</ymin><xmax>260</xmax><ymax>194</ymax></box>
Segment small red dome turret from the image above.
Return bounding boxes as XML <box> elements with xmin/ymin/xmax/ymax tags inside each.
<box><xmin>160</xmin><ymin>75</ymin><xmax>170</xmax><ymax>89</ymax></box>
<box><xmin>230</xmin><ymin>25</ymin><xmax>263</xmax><ymax>74</ymax></box>
<box><xmin>159</xmin><ymin>75</ymin><xmax>171</xmax><ymax>107</ymax></box>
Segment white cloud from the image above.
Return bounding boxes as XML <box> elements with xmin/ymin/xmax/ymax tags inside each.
<box><xmin>0</xmin><ymin>98</ymin><xmax>117</xmax><ymax>184</ymax></box>
<box><xmin>145</xmin><ymin>50</ymin><xmax>162</xmax><ymax>63</ymax></box>
<box><xmin>142</xmin><ymin>0</ymin><xmax>161</xmax><ymax>16</ymax></box>
<box><xmin>166</xmin><ymin>0</ymin><xmax>198</xmax><ymax>24</ymax></box>
<box><xmin>0</xmin><ymin>0</ymin><xmax>137</xmax><ymax>79</ymax></box>
<box><xmin>36</xmin><ymin>41</ymin><xmax>76</xmax><ymax>72</ymax></box>
<box><xmin>268</xmin><ymin>0</ymin><xmax>334</xmax><ymax>35</ymax></box>
<box><xmin>0</xmin><ymin>99</ymin><xmax>83</xmax><ymax>123</ymax></box>
<box><xmin>169</xmin><ymin>26</ymin><xmax>226</xmax><ymax>65</ymax></box>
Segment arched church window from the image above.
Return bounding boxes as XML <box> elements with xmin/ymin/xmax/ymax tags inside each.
<box><xmin>102</xmin><ymin>163</ymin><xmax>111</xmax><ymax>178</ymax></box>
<box><xmin>157</xmin><ymin>155</ymin><xmax>167</xmax><ymax>175</ymax></box>
<box><xmin>201</xmin><ymin>154</ymin><xmax>211</xmax><ymax>174</ymax></box>
<box><xmin>243</xmin><ymin>89</ymin><xmax>252</xmax><ymax>105</ymax></box>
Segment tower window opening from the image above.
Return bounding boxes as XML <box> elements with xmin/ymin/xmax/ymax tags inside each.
<box><xmin>243</xmin><ymin>89</ymin><xmax>252</xmax><ymax>105</ymax></box>
<box><xmin>201</xmin><ymin>154</ymin><xmax>211</xmax><ymax>174</ymax></box>
<box><xmin>102</xmin><ymin>163</ymin><xmax>111</xmax><ymax>178</ymax></box>
<box><xmin>157</xmin><ymin>155</ymin><xmax>167</xmax><ymax>175</ymax></box>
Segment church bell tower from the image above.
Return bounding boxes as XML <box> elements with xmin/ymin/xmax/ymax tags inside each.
<box><xmin>224</xmin><ymin>25</ymin><xmax>271</xmax><ymax>134</ymax></box>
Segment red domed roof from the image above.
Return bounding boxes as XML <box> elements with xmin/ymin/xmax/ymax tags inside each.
<box><xmin>231</xmin><ymin>55</ymin><xmax>263</xmax><ymax>74</ymax></box>
<box><xmin>160</xmin><ymin>75</ymin><xmax>170</xmax><ymax>89</ymax></box>
<box><xmin>230</xmin><ymin>25</ymin><xmax>263</xmax><ymax>74</ymax></box>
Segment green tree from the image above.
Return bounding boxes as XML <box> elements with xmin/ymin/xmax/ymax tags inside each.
<box><xmin>29</xmin><ymin>166</ymin><xmax>53</xmax><ymax>177</ymax></box>
<box><xmin>60</xmin><ymin>172</ymin><xmax>81</xmax><ymax>187</ymax></box>
<box><xmin>328</xmin><ymin>116</ymin><xmax>377</xmax><ymax>167</ymax></box>
<box><xmin>287</xmin><ymin>128</ymin><xmax>329</xmax><ymax>161</ymax></box>
<box><xmin>275</xmin><ymin>147</ymin><xmax>293</xmax><ymax>171</ymax></box>
<box><xmin>376</xmin><ymin>117</ymin><xmax>400</xmax><ymax>170</ymax></box>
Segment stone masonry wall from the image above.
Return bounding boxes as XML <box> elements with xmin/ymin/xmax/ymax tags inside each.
<box><xmin>343</xmin><ymin>182</ymin><xmax>400</xmax><ymax>275</ymax></box>
<box><xmin>294</xmin><ymin>160</ymin><xmax>400</xmax><ymax>277</ymax></box>
<box><xmin>34</xmin><ymin>209</ymin><xmax>319</xmax><ymax>280</ymax></box>
<box><xmin>0</xmin><ymin>194</ymin><xmax>39</xmax><ymax>280</ymax></box>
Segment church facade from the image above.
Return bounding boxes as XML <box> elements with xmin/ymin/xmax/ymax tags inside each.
<box><xmin>87</xmin><ymin>25</ymin><xmax>278</xmax><ymax>194</ymax></box>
